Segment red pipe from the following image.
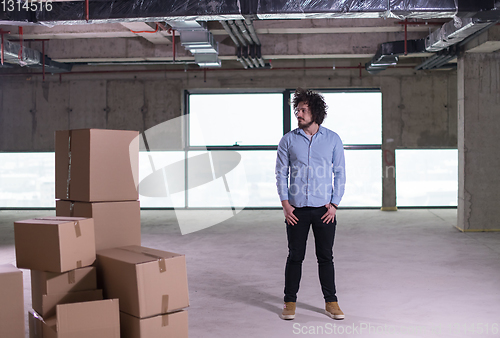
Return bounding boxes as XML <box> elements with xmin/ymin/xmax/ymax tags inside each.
<box><xmin>130</xmin><ymin>24</ymin><xmax>159</xmax><ymax>34</ymax></box>
<box><xmin>18</xmin><ymin>26</ymin><xmax>23</xmax><ymax>61</ymax></box>
<box><xmin>0</xmin><ymin>29</ymin><xmax>9</xmax><ymax>66</ymax></box>
<box><xmin>167</xmin><ymin>28</ymin><xmax>176</xmax><ymax>62</ymax></box>
<box><xmin>85</xmin><ymin>0</ymin><xmax>89</xmax><ymax>22</ymax></box>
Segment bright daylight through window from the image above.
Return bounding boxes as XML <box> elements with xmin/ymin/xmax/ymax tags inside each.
<box><xmin>0</xmin><ymin>91</ymin><xmax>458</xmax><ymax>209</ymax></box>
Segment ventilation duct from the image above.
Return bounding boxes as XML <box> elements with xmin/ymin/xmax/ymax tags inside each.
<box><xmin>2</xmin><ymin>39</ymin><xmax>41</xmax><ymax>66</ymax></box>
<box><xmin>1</xmin><ymin>0</ymin><xmax>498</xmax><ymax>25</ymax></box>
<box><xmin>167</xmin><ymin>20</ymin><xmax>221</xmax><ymax>68</ymax></box>
<box><xmin>415</xmin><ymin>45</ymin><xmax>459</xmax><ymax>70</ymax></box>
<box><xmin>365</xmin><ymin>39</ymin><xmax>426</xmax><ymax>74</ymax></box>
<box><xmin>220</xmin><ymin>19</ymin><xmax>269</xmax><ymax>69</ymax></box>
<box><xmin>180</xmin><ymin>31</ymin><xmax>218</xmax><ymax>54</ymax></box>
<box><xmin>416</xmin><ymin>14</ymin><xmax>498</xmax><ymax>69</ymax></box>
<box><xmin>425</xmin><ymin>17</ymin><xmax>497</xmax><ymax>51</ymax></box>
<box><xmin>255</xmin><ymin>0</ymin><xmax>495</xmax><ymax>20</ymax></box>
<box><xmin>194</xmin><ymin>53</ymin><xmax>221</xmax><ymax>67</ymax></box>
<box><xmin>0</xmin><ymin>39</ymin><xmax>72</xmax><ymax>72</ymax></box>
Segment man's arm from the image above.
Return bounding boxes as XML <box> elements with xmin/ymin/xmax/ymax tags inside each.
<box><xmin>275</xmin><ymin>136</ymin><xmax>290</xmax><ymax>203</ymax></box>
<box><xmin>276</xmin><ymin>136</ymin><xmax>298</xmax><ymax>225</ymax></box>
<box><xmin>322</xmin><ymin>135</ymin><xmax>345</xmax><ymax>224</ymax></box>
<box><xmin>331</xmin><ymin>135</ymin><xmax>346</xmax><ymax>206</ymax></box>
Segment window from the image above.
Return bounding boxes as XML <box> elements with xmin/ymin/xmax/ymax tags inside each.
<box><xmin>290</xmin><ymin>91</ymin><xmax>382</xmax><ymax>145</ymax></box>
<box><xmin>396</xmin><ymin>149</ymin><xmax>458</xmax><ymax>207</ymax></box>
<box><xmin>189</xmin><ymin>93</ymin><xmax>283</xmax><ymax>146</ymax></box>
<box><xmin>0</xmin><ymin>152</ymin><xmax>55</xmax><ymax>208</ymax></box>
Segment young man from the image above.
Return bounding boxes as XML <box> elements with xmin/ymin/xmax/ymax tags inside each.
<box><xmin>275</xmin><ymin>88</ymin><xmax>346</xmax><ymax>320</ymax></box>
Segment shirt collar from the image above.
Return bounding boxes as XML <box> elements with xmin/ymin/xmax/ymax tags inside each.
<box><xmin>295</xmin><ymin>125</ymin><xmax>324</xmax><ymax>136</ymax></box>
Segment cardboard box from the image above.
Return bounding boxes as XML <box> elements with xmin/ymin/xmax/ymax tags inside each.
<box><xmin>120</xmin><ymin>310</ymin><xmax>188</xmax><ymax>338</ymax></box>
<box><xmin>96</xmin><ymin>245</ymin><xmax>189</xmax><ymax>318</ymax></box>
<box><xmin>0</xmin><ymin>264</ymin><xmax>24</xmax><ymax>338</ymax></box>
<box><xmin>55</xmin><ymin>129</ymin><xmax>139</xmax><ymax>202</ymax></box>
<box><xmin>14</xmin><ymin>217</ymin><xmax>96</xmax><ymax>273</ymax></box>
<box><xmin>31</xmin><ymin>267</ymin><xmax>97</xmax><ymax>297</ymax></box>
<box><xmin>56</xmin><ymin>200</ymin><xmax>141</xmax><ymax>251</ymax></box>
<box><xmin>33</xmin><ymin>289</ymin><xmax>103</xmax><ymax>319</ymax></box>
<box><xmin>29</xmin><ymin>299</ymin><xmax>120</xmax><ymax>338</ymax></box>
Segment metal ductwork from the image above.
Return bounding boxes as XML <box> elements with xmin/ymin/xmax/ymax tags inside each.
<box><xmin>0</xmin><ymin>39</ymin><xmax>72</xmax><ymax>72</ymax></box>
<box><xmin>425</xmin><ymin>17</ymin><xmax>497</xmax><ymax>52</ymax></box>
<box><xmin>167</xmin><ymin>21</ymin><xmax>221</xmax><ymax>68</ymax></box>
<box><xmin>219</xmin><ymin>20</ymin><xmax>249</xmax><ymax>68</ymax></box>
<box><xmin>1</xmin><ymin>0</ymin><xmax>498</xmax><ymax>25</ymax></box>
<box><xmin>220</xmin><ymin>18</ymin><xmax>269</xmax><ymax>69</ymax></box>
<box><xmin>415</xmin><ymin>45</ymin><xmax>459</xmax><ymax>70</ymax></box>
<box><xmin>365</xmin><ymin>39</ymin><xmax>426</xmax><ymax>74</ymax></box>
<box><xmin>367</xmin><ymin>6</ymin><xmax>500</xmax><ymax>74</ymax></box>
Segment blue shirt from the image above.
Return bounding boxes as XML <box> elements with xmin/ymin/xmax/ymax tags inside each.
<box><xmin>275</xmin><ymin>125</ymin><xmax>346</xmax><ymax>207</ymax></box>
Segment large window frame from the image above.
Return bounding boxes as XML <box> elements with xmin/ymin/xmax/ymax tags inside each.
<box><xmin>179</xmin><ymin>88</ymin><xmax>383</xmax><ymax>209</ymax></box>
<box><xmin>0</xmin><ymin>89</ymin><xmax>384</xmax><ymax>209</ymax></box>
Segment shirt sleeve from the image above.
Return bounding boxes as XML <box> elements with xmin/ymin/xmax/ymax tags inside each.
<box><xmin>331</xmin><ymin>134</ymin><xmax>346</xmax><ymax>206</ymax></box>
<box><xmin>275</xmin><ymin>135</ymin><xmax>290</xmax><ymax>202</ymax></box>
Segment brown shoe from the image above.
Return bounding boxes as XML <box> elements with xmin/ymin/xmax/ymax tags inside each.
<box><xmin>280</xmin><ymin>302</ymin><xmax>296</xmax><ymax>320</ymax></box>
<box><xmin>325</xmin><ymin>302</ymin><xmax>345</xmax><ymax>320</ymax></box>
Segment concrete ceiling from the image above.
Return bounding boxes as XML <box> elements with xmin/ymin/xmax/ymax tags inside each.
<box><xmin>0</xmin><ymin>16</ymin><xmax>498</xmax><ymax>70</ymax></box>
<box><xmin>0</xmin><ymin>19</ymin><xmax>438</xmax><ymax>65</ymax></box>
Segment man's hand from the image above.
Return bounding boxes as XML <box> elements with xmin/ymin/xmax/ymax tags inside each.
<box><xmin>321</xmin><ymin>203</ymin><xmax>337</xmax><ymax>224</ymax></box>
<box><xmin>282</xmin><ymin>200</ymin><xmax>298</xmax><ymax>225</ymax></box>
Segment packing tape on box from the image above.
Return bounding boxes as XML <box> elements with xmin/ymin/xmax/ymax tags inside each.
<box><xmin>74</xmin><ymin>221</ymin><xmax>81</xmax><ymax>237</ymax></box>
<box><xmin>66</xmin><ymin>131</ymin><xmax>73</xmax><ymax>199</ymax></box>
<box><xmin>162</xmin><ymin>313</ymin><xmax>169</xmax><ymax>327</ymax></box>
<box><xmin>162</xmin><ymin>295</ymin><xmax>169</xmax><ymax>314</ymax></box>
<box><xmin>68</xmin><ymin>270</ymin><xmax>76</xmax><ymax>284</ymax></box>
<box><xmin>77</xmin><ymin>260</ymin><xmax>82</xmax><ymax>268</ymax></box>
<box><xmin>117</xmin><ymin>247</ymin><xmax>167</xmax><ymax>273</ymax></box>
<box><xmin>69</xmin><ymin>202</ymin><xmax>75</xmax><ymax>217</ymax></box>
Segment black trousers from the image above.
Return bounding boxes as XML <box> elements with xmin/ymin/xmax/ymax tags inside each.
<box><xmin>284</xmin><ymin>206</ymin><xmax>338</xmax><ymax>303</ymax></box>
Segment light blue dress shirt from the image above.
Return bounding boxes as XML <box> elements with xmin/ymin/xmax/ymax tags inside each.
<box><xmin>275</xmin><ymin>125</ymin><xmax>346</xmax><ymax>207</ymax></box>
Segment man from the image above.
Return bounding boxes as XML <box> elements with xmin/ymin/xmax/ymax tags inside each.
<box><xmin>275</xmin><ymin>88</ymin><xmax>346</xmax><ymax>321</ymax></box>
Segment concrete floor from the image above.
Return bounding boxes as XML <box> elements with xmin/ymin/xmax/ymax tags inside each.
<box><xmin>1</xmin><ymin>209</ymin><xmax>500</xmax><ymax>338</ymax></box>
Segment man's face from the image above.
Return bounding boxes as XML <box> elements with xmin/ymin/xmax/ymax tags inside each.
<box><xmin>295</xmin><ymin>101</ymin><xmax>314</xmax><ymax>129</ymax></box>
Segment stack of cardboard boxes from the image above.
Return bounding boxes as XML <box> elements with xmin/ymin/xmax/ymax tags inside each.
<box><xmin>54</xmin><ymin>129</ymin><xmax>142</xmax><ymax>252</ymax></box>
<box><xmin>9</xmin><ymin>128</ymin><xmax>189</xmax><ymax>337</ymax></box>
<box><xmin>14</xmin><ymin>215</ymin><xmax>120</xmax><ymax>337</ymax></box>
<box><xmin>0</xmin><ymin>264</ymin><xmax>25</xmax><ymax>338</ymax></box>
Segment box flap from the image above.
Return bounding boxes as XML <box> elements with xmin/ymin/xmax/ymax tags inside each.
<box><xmin>56</xmin><ymin>299</ymin><xmax>120</xmax><ymax>336</ymax></box>
<box><xmin>98</xmin><ymin>246</ymin><xmax>182</xmax><ymax>265</ymax></box>
<box><xmin>0</xmin><ymin>263</ymin><xmax>22</xmax><ymax>274</ymax></box>
<box><xmin>16</xmin><ymin>217</ymin><xmax>88</xmax><ymax>225</ymax></box>
<box><xmin>37</xmin><ymin>289</ymin><xmax>103</xmax><ymax>318</ymax></box>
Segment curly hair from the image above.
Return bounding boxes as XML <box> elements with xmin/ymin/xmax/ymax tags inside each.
<box><xmin>292</xmin><ymin>88</ymin><xmax>328</xmax><ymax>125</ymax></box>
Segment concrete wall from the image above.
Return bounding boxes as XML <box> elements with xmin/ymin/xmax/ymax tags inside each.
<box><xmin>0</xmin><ymin>63</ymin><xmax>457</xmax><ymax>152</ymax></box>
<box><xmin>0</xmin><ymin>62</ymin><xmax>457</xmax><ymax>208</ymax></box>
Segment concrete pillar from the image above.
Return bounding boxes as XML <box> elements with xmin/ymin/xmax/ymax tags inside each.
<box><xmin>457</xmin><ymin>52</ymin><xmax>500</xmax><ymax>231</ymax></box>
<box><xmin>380</xmin><ymin>77</ymin><xmax>401</xmax><ymax>211</ymax></box>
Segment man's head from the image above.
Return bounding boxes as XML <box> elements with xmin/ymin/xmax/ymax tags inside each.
<box><xmin>292</xmin><ymin>88</ymin><xmax>328</xmax><ymax>129</ymax></box>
